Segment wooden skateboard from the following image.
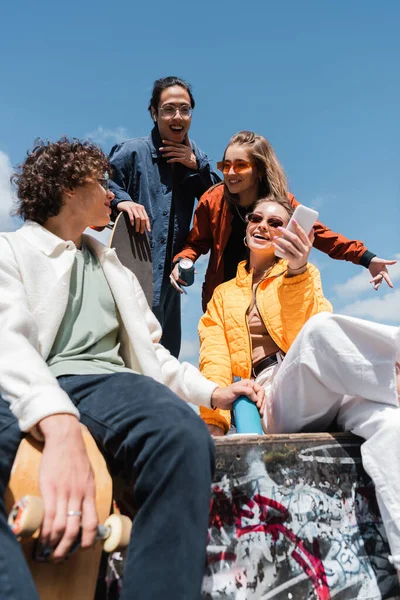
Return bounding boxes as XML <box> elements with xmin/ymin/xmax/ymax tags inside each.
<box><xmin>5</xmin><ymin>427</ymin><xmax>119</xmax><ymax>600</ymax></box>
<box><xmin>108</xmin><ymin>212</ymin><xmax>153</xmax><ymax>307</ymax></box>
<box><xmin>9</xmin><ymin>495</ymin><xmax>131</xmax><ymax>556</ymax></box>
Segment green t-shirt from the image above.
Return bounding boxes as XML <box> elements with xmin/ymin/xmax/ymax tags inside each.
<box><xmin>47</xmin><ymin>244</ymin><xmax>135</xmax><ymax>377</ymax></box>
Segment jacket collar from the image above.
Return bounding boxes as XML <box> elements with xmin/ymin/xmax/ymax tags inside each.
<box><xmin>17</xmin><ymin>220</ymin><xmax>111</xmax><ymax>258</ymax></box>
<box><xmin>149</xmin><ymin>126</ymin><xmax>163</xmax><ymax>159</ymax></box>
<box><xmin>235</xmin><ymin>259</ymin><xmax>287</xmax><ymax>287</ymax></box>
<box><xmin>17</xmin><ymin>221</ymin><xmax>75</xmax><ymax>256</ymax></box>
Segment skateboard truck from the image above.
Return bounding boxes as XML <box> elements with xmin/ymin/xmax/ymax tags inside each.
<box><xmin>9</xmin><ymin>495</ymin><xmax>132</xmax><ymax>561</ymax></box>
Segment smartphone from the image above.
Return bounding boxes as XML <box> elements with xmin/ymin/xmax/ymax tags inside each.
<box><xmin>274</xmin><ymin>205</ymin><xmax>319</xmax><ymax>258</ymax></box>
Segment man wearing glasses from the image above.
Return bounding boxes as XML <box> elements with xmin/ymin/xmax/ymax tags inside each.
<box><xmin>109</xmin><ymin>76</ymin><xmax>219</xmax><ymax>358</ymax></box>
<box><xmin>0</xmin><ymin>137</ymin><xmax>263</xmax><ymax>599</ymax></box>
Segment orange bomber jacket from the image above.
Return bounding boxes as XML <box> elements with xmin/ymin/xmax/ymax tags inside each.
<box><xmin>174</xmin><ymin>184</ymin><xmax>374</xmax><ymax>312</ymax></box>
<box><xmin>198</xmin><ymin>259</ymin><xmax>333</xmax><ymax>433</ymax></box>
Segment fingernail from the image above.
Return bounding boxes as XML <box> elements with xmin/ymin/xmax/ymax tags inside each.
<box><xmin>277</xmin><ymin>227</ymin><xmax>284</xmax><ymax>231</ymax></box>
<box><xmin>293</xmin><ymin>219</ymin><xmax>298</xmax><ymax>224</ymax></box>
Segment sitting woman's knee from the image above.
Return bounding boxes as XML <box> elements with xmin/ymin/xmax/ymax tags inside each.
<box><xmin>299</xmin><ymin>312</ymin><xmax>336</xmax><ymax>346</ymax></box>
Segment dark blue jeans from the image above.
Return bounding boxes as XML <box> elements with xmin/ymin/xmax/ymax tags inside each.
<box><xmin>0</xmin><ymin>373</ymin><xmax>215</xmax><ymax>600</ymax></box>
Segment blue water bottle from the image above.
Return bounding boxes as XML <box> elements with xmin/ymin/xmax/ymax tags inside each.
<box><xmin>233</xmin><ymin>395</ymin><xmax>263</xmax><ymax>434</ymax></box>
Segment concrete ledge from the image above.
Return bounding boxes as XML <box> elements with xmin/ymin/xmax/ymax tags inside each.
<box><xmin>205</xmin><ymin>432</ymin><xmax>400</xmax><ymax>599</ymax></box>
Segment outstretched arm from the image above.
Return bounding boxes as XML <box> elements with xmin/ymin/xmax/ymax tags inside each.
<box><xmin>130</xmin><ymin>272</ymin><xmax>263</xmax><ymax>434</ymax></box>
<box><xmin>288</xmin><ymin>194</ymin><xmax>396</xmax><ymax>289</ymax></box>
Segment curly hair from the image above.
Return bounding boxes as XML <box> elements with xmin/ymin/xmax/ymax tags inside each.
<box><xmin>215</xmin><ymin>131</ymin><xmax>288</xmax><ymax>208</ymax></box>
<box><xmin>12</xmin><ymin>137</ymin><xmax>110</xmax><ymax>224</ymax></box>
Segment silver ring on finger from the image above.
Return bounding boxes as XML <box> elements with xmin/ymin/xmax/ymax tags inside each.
<box><xmin>66</xmin><ymin>510</ymin><xmax>82</xmax><ymax>517</ymax></box>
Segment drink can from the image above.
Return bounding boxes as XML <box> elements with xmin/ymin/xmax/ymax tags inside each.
<box><xmin>178</xmin><ymin>259</ymin><xmax>195</xmax><ymax>286</ymax></box>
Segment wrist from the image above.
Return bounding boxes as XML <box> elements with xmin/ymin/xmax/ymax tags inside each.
<box><xmin>360</xmin><ymin>250</ymin><xmax>376</xmax><ymax>268</ymax></box>
<box><xmin>38</xmin><ymin>414</ymin><xmax>81</xmax><ymax>440</ymax></box>
<box><xmin>210</xmin><ymin>388</ymin><xmax>221</xmax><ymax>410</ymax></box>
<box><xmin>286</xmin><ymin>262</ymin><xmax>308</xmax><ymax>277</ymax></box>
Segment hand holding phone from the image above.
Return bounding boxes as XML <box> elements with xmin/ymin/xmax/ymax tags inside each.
<box><xmin>274</xmin><ymin>205</ymin><xmax>318</xmax><ymax>259</ymax></box>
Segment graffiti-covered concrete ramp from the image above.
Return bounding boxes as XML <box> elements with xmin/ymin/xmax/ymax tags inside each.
<box><xmin>205</xmin><ymin>433</ymin><xmax>400</xmax><ymax>600</ymax></box>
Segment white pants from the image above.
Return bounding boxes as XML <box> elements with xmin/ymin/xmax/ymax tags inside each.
<box><xmin>258</xmin><ymin>312</ymin><xmax>400</xmax><ymax>567</ymax></box>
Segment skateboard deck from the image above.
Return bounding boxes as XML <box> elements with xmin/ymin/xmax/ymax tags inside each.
<box><xmin>108</xmin><ymin>212</ymin><xmax>153</xmax><ymax>307</ymax></box>
<box><xmin>5</xmin><ymin>427</ymin><xmax>113</xmax><ymax>600</ymax></box>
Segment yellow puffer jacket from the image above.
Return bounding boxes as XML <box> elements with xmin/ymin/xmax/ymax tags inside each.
<box><xmin>198</xmin><ymin>259</ymin><xmax>332</xmax><ymax>433</ymax></box>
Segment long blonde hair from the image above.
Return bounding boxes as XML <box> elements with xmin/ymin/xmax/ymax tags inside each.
<box><xmin>219</xmin><ymin>130</ymin><xmax>288</xmax><ymax>206</ymax></box>
<box><xmin>253</xmin><ymin>195</ymin><xmax>294</xmax><ymax>218</ymax></box>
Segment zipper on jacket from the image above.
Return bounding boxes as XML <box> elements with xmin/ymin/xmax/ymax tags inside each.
<box><xmin>254</xmin><ymin>278</ymin><xmax>282</xmax><ymax>351</ymax></box>
<box><xmin>245</xmin><ymin>286</ymin><xmax>255</xmax><ymax>379</ymax></box>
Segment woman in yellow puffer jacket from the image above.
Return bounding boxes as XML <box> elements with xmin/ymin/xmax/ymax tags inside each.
<box><xmin>198</xmin><ymin>196</ymin><xmax>400</xmax><ymax>577</ymax></box>
<box><xmin>198</xmin><ymin>195</ymin><xmax>332</xmax><ymax>434</ymax></box>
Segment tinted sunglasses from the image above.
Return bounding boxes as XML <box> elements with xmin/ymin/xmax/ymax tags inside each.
<box><xmin>217</xmin><ymin>159</ymin><xmax>252</xmax><ymax>174</ymax></box>
<box><xmin>245</xmin><ymin>213</ymin><xmax>285</xmax><ymax>229</ymax></box>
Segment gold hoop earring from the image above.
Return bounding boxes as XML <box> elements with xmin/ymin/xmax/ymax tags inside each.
<box><xmin>243</xmin><ymin>237</ymin><xmax>248</xmax><ymax>247</ymax></box>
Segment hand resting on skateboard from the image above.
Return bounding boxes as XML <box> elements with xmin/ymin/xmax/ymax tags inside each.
<box><xmin>37</xmin><ymin>414</ymin><xmax>98</xmax><ymax>562</ymax></box>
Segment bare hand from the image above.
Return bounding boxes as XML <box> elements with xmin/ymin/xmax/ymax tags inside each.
<box><xmin>169</xmin><ymin>263</ymin><xmax>188</xmax><ymax>295</ymax></box>
<box><xmin>117</xmin><ymin>201</ymin><xmax>151</xmax><ymax>233</ymax></box>
<box><xmin>38</xmin><ymin>415</ymin><xmax>98</xmax><ymax>561</ymax></box>
<box><xmin>369</xmin><ymin>257</ymin><xmax>397</xmax><ymax>290</ymax></box>
<box><xmin>159</xmin><ymin>138</ymin><xmax>198</xmax><ymax>170</ymax></box>
<box><xmin>207</xmin><ymin>424</ymin><xmax>225</xmax><ymax>437</ymax></box>
<box><xmin>273</xmin><ymin>220</ymin><xmax>314</xmax><ymax>271</ymax></box>
<box><xmin>211</xmin><ymin>380</ymin><xmax>265</xmax><ymax>415</ymax></box>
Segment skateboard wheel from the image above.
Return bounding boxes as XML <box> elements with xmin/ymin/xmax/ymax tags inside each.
<box><xmin>103</xmin><ymin>514</ymin><xmax>132</xmax><ymax>553</ymax></box>
<box><xmin>8</xmin><ymin>495</ymin><xmax>44</xmax><ymax>537</ymax></box>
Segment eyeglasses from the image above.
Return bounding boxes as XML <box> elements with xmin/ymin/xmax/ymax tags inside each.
<box><xmin>217</xmin><ymin>160</ymin><xmax>252</xmax><ymax>174</ymax></box>
<box><xmin>158</xmin><ymin>104</ymin><xmax>192</xmax><ymax>118</ymax></box>
<box><xmin>98</xmin><ymin>172</ymin><xmax>110</xmax><ymax>191</ymax></box>
<box><xmin>245</xmin><ymin>213</ymin><xmax>284</xmax><ymax>229</ymax></box>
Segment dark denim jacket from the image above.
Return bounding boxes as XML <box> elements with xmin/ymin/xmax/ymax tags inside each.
<box><xmin>109</xmin><ymin>126</ymin><xmax>220</xmax><ymax>306</ymax></box>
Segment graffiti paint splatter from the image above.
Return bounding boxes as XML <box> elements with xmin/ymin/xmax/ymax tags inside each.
<box><xmin>203</xmin><ymin>437</ymin><xmax>399</xmax><ymax>600</ymax></box>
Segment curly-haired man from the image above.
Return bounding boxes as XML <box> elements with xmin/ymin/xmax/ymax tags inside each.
<box><xmin>0</xmin><ymin>138</ymin><xmax>263</xmax><ymax>599</ymax></box>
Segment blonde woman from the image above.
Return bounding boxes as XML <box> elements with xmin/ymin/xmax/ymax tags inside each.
<box><xmin>198</xmin><ymin>194</ymin><xmax>400</xmax><ymax>582</ymax></box>
<box><xmin>172</xmin><ymin>130</ymin><xmax>395</xmax><ymax>311</ymax></box>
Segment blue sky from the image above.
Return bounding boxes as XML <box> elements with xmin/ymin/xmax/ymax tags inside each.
<box><xmin>1</xmin><ymin>0</ymin><xmax>399</xmax><ymax>363</ymax></box>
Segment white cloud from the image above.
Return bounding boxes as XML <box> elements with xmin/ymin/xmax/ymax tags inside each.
<box><xmin>333</xmin><ymin>254</ymin><xmax>400</xmax><ymax>299</ymax></box>
<box><xmin>340</xmin><ymin>289</ymin><xmax>400</xmax><ymax>324</ymax></box>
<box><xmin>0</xmin><ymin>151</ymin><xmax>18</xmax><ymax>231</ymax></box>
<box><xmin>309</xmin><ymin>195</ymin><xmax>328</xmax><ymax>211</ymax></box>
<box><xmin>85</xmin><ymin>126</ymin><xmax>130</xmax><ymax>146</ymax></box>
<box><xmin>180</xmin><ymin>339</ymin><xmax>200</xmax><ymax>362</ymax></box>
